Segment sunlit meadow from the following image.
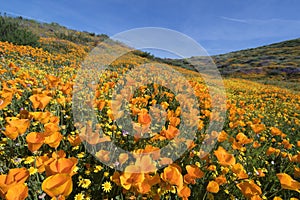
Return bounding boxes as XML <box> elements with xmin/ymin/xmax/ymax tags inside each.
<box><xmin>0</xmin><ymin>32</ymin><xmax>299</xmax><ymax>200</ymax></box>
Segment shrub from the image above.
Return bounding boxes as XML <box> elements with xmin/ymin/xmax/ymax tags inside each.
<box><xmin>0</xmin><ymin>15</ymin><xmax>40</xmax><ymax>46</ymax></box>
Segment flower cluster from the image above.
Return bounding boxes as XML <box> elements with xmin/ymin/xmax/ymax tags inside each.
<box><xmin>0</xmin><ymin>38</ymin><xmax>299</xmax><ymax>200</ymax></box>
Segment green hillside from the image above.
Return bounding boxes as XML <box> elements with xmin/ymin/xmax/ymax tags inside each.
<box><xmin>1</xmin><ymin>14</ymin><xmax>299</xmax><ymax>91</ymax></box>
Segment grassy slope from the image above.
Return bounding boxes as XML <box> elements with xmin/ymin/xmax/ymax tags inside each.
<box><xmin>2</xmin><ymin>15</ymin><xmax>299</xmax><ymax>92</ymax></box>
<box><xmin>156</xmin><ymin>39</ymin><xmax>300</xmax><ymax>91</ymax></box>
<box><xmin>213</xmin><ymin>38</ymin><xmax>300</xmax><ymax>91</ymax></box>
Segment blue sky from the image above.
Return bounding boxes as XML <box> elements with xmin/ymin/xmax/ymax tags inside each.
<box><xmin>1</xmin><ymin>0</ymin><xmax>300</xmax><ymax>56</ymax></box>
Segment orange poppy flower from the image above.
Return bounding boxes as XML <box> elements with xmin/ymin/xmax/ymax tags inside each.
<box><xmin>120</xmin><ymin>165</ymin><xmax>145</xmax><ymax>190</ymax></box>
<box><xmin>44</xmin><ymin>132</ymin><xmax>63</xmax><ymax>148</ymax></box>
<box><xmin>0</xmin><ymin>91</ymin><xmax>13</xmax><ymax>110</ymax></box>
<box><xmin>6</xmin><ymin>168</ymin><xmax>29</xmax><ymax>185</ymax></box>
<box><xmin>177</xmin><ymin>184</ymin><xmax>191</xmax><ymax>200</ymax></box>
<box><xmin>42</xmin><ymin>174</ymin><xmax>73</xmax><ymax>198</ymax></box>
<box><xmin>4</xmin><ymin>118</ymin><xmax>30</xmax><ymax>139</ymax></box>
<box><xmin>3</xmin><ymin>126</ymin><xmax>19</xmax><ymax>140</ymax></box>
<box><xmin>138</xmin><ymin>108</ymin><xmax>152</xmax><ymax>126</ymax></box>
<box><xmin>67</xmin><ymin>134</ymin><xmax>81</xmax><ymax>146</ymax></box>
<box><xmin>5</xmin><ymin>183</ymin><xmax>28</xmax><ymax>200</ymax></box>
<box><xmin>135</xmin><ymin>173</ymin><xmax>160</xmax><ymax>194</ymax></box>
<box><xmin>270</xmin><ymin>127</ymin><xmax>283</xmax><ymax>136</ymax></box>
<box><xmin>119</xmin><ymin>153</ymin><xmax>129</xmax><ymax>166</ymax></box>
<box><xmin>95</xmin><ymin>99</ymin><xmax>106</xmax><ymax>110</ymax></box>
<box><xmin>214</xmin><ymin>146</ymin><xmax>236</xmax><ymax>166</ymax></box>
<box><xmin>292</xmin><ymin>152</ymin><xmax>300</xmax><ymax>163</ymax></box>
<box><xmin>276</xmin><ymin>173</ymin><xmax>300</xmax><ymax>192</ymax></box>
<box><xmin>45</xmin><ymin>157</ymin><xmax>77</xmax><ymax>177</ymax></box>
<box><xmin>184</xmin><ymin>165</ymin><xmax>204</xmax><ymax>184</ymax></box>
<box><xmin>236</xmin><ymin>132</ymin><xmax>253</xmax><ymax>145</ymax></box>
<box><xmin>251</xmin><ymin>195</ymin><xmax>263</xmax><ymax>200</ymax></box>
<box><xmin>161</xmin><ymin>125</ymin><xmax>179</xmax><ymax>140</ymax></box>
<box><xmin>145</xmin><ymin>173</ymin><xmax>160</xmax><ymax>188</ymax></box>
<box><xmin>266</xmin><ymin>147</ymin><xmax>276</xmax><ymax>156</ymax></box>
<box><xmin>232</xmin><ymin>163</ymin><xmax>248</xmax><ymax>180</ymax></box>
<box><xmin>96</xmin><ymin>150</ymin><xmax>110</xmax><ymax>163</ymax></box>
<box><xmin>30</xmin><ymin>112</ymin><xmax>52</xmax><ymax>124</ymax></box>
<box><xmin>60</xmin><ymin>82</ymin><xmax>72</xmax><ymax>95</ymax></box>
<box><xmin>253</xmin><ymin>141</ymin><xmax>261</xmax><ymax>148</ymax></box>
<box><xmin>169</xmin><ymin>117</ymin><xmax>180</xmax><ymax>127</ymax></box>
<box><xmin>26</xmin><ymin>132</ymin><xmax>45</xmax><ymax>152</ymax></box>
<box><xmin>282</xmin><ymin>139</ymin><xmax>293</xmax><ymax>150</ymax></box>
<box><xmin>0</xmin><ymin>168</ymin><xmax>29</xmax><ymax>198</ymax></box>
<box><xmin>161</xmin><ymin>164</ymin><xmax>183</xmax><ymax>188</ymax></box>
<box><xmin>36</xmin><ymin>155</ymin><xmax>50</xmax><ymax>173</ymax></box>
<box><xmin>46</xmin><ymin>75</ymin><xmax>59</xmax><ymax>88</ymax></box>
<box><xmin>52</xmin><ymin>150</ymin><xmax>66</xmax><ymax>159</ymax></box>
<box><xmin>207</xmin><ymin>181</ymin><xmax>219</xmax><ymax>193</ymax></box>
<box><xmin>217</xmin><ymin>130</ymin><xmax>228</xmax><ymax>142</ymax></box>
<box><xmin>294</xmin><ymin>167</ymin><xmax>300</xmax><ymax>178</ymax></box>
<box><xmin>29</xmin><ymin>93</ymin><xmax>52</xmax><ymax>109</ymax></box>
<box><xmin>251</xmin><ymin>124</ymin><xmax>266</xmax><ymax>134</ymax></box>
<box><xmin>215</xmin><ymin>175</ymin><xmax>227</xmax><ymax>185</ymax></box>
<box><xmin>79</xmin><ymin>129</ymin><xmax>111</xmax><ymax>145</ymax></box>
<box><xmin>44</xmin><ymin>123</ymin><xmax>60</xmax><ymax>136</ymax></box>
<box><xmin>111</xmin><ymin>171</ymin><xmax>121</xmax><ymax>186</ymax></box>
<box><xmin>236</xmin><ymin>180</ymin><xmax>262</xmax><ymax>198</ymax></box>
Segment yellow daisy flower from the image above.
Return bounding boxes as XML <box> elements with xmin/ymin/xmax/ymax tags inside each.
<box><xmin>74</xmin><ymin>193</ymin><xmax>85</xmax><ymax>200</ymax></box>
<box><xmin>78</xmin><ymin>177</ymin><xmax>91</xmax><ymax>189</ymax></box>
<box><xmin>102</xmin><ymin>181</ymin><xmax>112</xmax><ymax>193</ymax></box>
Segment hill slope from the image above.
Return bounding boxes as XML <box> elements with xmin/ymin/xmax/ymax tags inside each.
<box><xmin>1</xmin><ymin>14</ymin><xmax>299</xmax><ymax>91</ymax></box>
<box><xmin>157</xmin><ymin>38</ymin><xmax>300</xmax><ymax>91</ymax></box>
<box><xmin>213</xmin><ymin>38</ymin><xmax>300</xmax><ymax>80</ymax></box>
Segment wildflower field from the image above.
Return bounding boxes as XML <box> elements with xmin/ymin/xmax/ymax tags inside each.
<box><xmin>0</xmin><ymin>33</ymin><xmax>300</xmax><ymax>200</ymax></box>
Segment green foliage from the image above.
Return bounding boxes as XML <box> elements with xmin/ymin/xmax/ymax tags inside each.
<box><xmin>0</xmin><ymin>15</ymin><xmax>40</xmax><ymax>46</ymax></box>
<box><xmin>132</xmin><ymin>50</ymin><xmax>155</xmax><ymax>59</ymax></box>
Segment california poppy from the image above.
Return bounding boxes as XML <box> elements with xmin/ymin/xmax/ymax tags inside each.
<box><xmin>177</xmin><ymin>184</ymin><xmax>191</xmax><ymax>200</ymax></box>
<box><xmin>119</xmin><ymin>153</ymin><xmax>129</xmax><ymax>166</ymax></box>
<box><xmin>236</xmin><ymin>180</ymin><xmax>262</xmax><ymax>198</ymax></box>
<box><xmin>161</xmin><ymin>125</ymin><xmax>179</xmax><ymax>140</ymax></box>
<box><xmin>29</xmin><ymin>93</ymin><xmax>52</xmax><ymax>109</ymax></box>
<box><xmin>44</xmin><ymin>132</ymin><xmax>63</xmax><ymax>148</ymax></box>
<box><xmin>0</xmin><ymin>91</ymin><xmax>13</xmax><ymax>110</ymax></box>
<box><xmin>120</xmin><ymin>165</ymin><xmax>145</xmax><ymax>190</ymax></box>
<box><xmin>184</xmin><ymin>165</ymin><xmax>204</xmax><ymax>184</ymax></box>
<box><xmin>96</xmin><ymin>150</ymin><xmax>110</xmax><ymax>163</ymax></box>
<box><xmin>5</xmin><ymin>183</ymin><xmax>28</xmax><ymax>200</ymax></box>
<box><xmin>276</xmin><ymin>173</ymin><xmax>300</xmax><ymax>192</ymax></box>
<box><xmin>67</xmin><ymin>134</ymin><xmax>81</xmax><ymax>147</ymax></box>
<box><xmin>215</xmin><ymin>175</ymin><xmax>227</xmax><ymax>185</ymax></box>
<box><xmin>214</xmin><ymin>146</ymin><xmax>236</xmax><ymax>166</ymax></box>
<box><xmin>138</xmin><ymin>108</ymin><xmax>152</xmax><ymax>126</ymax></box>
<box><xmin>4</xmin><ymin>118</ymin><xmax>30</xmax><ymax>139</ymax></box>
<box><xmin>26</xmin><ymin>132</ymin><xmax>45</xmax><ymax>152</ymax></box>
<box><xmin>232</xmin><ymin>163</ymin><xmax>248</xmax><ymax>180</ymax></box>
<box><xmin>45</xmin><ymin>157</ymin><xmax>77</xmax><ymax>177</ymax></box>
<box><xmin>161</xmin><ymin>165</ymin><xmax>183</xmax><ymax>188</ymax></box>
<box><xmin>42</xmin><ymin>174</ymin><xmax>73</xmax><ymax>198</ymax></box>
<box><xmin>251</xmin><ymin>124</ymin><xmax>266</xmax><ymax>134</ymax></box>
<box><xmin>206</xmin><ymin>181</ymin><xmax>219</xmax><ymax>193</ymax></box>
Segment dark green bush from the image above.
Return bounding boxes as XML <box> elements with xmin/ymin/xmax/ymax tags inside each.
<box><xmin>0</xmin><ymin>15</ymin><xmax>40</xmax><ymax>46</ymax></box>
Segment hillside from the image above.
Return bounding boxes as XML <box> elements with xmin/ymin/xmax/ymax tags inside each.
<box><xmin>0</xmin><ymin>15</ymin><xmax>300</xmax><ymax>200</ymax></box>
<box><xmin>157</xmin><ymin>38</ymin><xmax>300</xmax><ymax>91</ymax></box>
<box><xmin>213</xmin><ymin>38</ymin><xmax>300</xmax><ymax>81</ymax></box>
<box><xmin>1</xmin><ymin>14</ymin><xmax>299</xmax><ymax>91</ymax></box>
